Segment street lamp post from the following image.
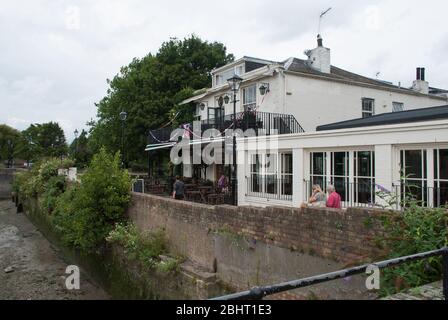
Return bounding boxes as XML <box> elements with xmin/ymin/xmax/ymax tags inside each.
<box><xmin>227</xmin><ymin>75</ymin><xmax>243</xmax><ymax>206</ymax></box>
<box><xmin>119</xmin><ymin>111</ymin><xmax>128</xmax><ymax>168</ymax></box>
<box><xmin>74</xmin><ymin>129</ymin><xmax>79</xmax><ymax>163</ymax></box>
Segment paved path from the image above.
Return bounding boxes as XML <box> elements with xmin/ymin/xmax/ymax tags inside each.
<box><xmin>382</xmin><ymin>282</ymin><xmax>444</xmax><ymax>300</ymax></box>
<box><xmin>0</xmin><ymin>200</ymin><xmax>108</xmax><ymax>300</ymax></box>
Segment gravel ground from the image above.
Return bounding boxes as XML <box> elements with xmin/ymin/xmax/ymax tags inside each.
<box><xmin>0</xmin><ymin>200</ymin><xmax>108</xmax><ymax>300</ymax></box>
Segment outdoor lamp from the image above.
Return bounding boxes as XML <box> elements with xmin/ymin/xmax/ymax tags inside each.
<box><xmin>259</xmin><ymin>83</ymin><xmax>270</xmax><ymax>96</ymax></box>
<box><xmin>120</xmin><ymin>111</ymin><xmax>128</xmax><ymax>121</ymax></box>
<box><xmin>227</xmin><ymin>74</ymin><xmax>243</xmax><ymax>92</ymax></box>
<box><xmin>224</xmin><ymin>95</ymin><xmax>230</xmax><ymax>104</ymax></box>
<box><xmin>74</xmin><ymin>129</ymin><xmax>79</xmax><ymax>138</ymax></box>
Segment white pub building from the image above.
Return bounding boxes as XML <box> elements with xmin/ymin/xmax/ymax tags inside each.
<box><xmin>148</xmin><ymin>35</ymin><xmax>448</xmax><ymax>208</ymax></box>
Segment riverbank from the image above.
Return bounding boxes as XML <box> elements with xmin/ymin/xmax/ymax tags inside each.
<box><xmin>0</xmin><ymin>200</ymin><xmax>108</xmax><ymax>300</ymax></box>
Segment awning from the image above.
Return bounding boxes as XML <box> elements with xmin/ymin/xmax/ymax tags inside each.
<box><xmin>145</xmin><ymin>136</ymin><xmax>226</xmax><ymax>152</ymax></box>
<box><xmin>180</xmin><ymin>92</ymin><xmax>208</xmax><ymax>105</ymax></box>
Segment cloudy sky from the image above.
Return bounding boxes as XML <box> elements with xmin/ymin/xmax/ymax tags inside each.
<box><xmin>1</xmin><ymin>0</ymin><xmax>447</xmax><ymax>141</ymax></box>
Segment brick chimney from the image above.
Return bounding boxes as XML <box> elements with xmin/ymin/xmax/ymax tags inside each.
<box><xmin>412</xmin><ymin>67</ymin><xmax>429</xmax><ymax>94</ymax></box>
<box><xmin>305</xmin><ymin>34</ymin><xmax>331</xmax><ymax>74</ymax></box>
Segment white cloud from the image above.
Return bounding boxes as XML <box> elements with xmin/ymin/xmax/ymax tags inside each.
<box><xmin>0</xmin><ymin>0</ymin><xmax>447</xmax><ymax>143</ymax></box>
<box><xmin>65</xmin><ymin>5</ymin><xmax>81</xmax><ymax>31</ymax></box>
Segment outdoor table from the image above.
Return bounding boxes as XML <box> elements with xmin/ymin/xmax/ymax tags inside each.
<box><xmin>207</xmin><ymin>193</ymin><xmax>225</xmax><ymax>205</ymax></box>
<box><xmin>198</xmin><ymin>186</ymin><xmax>213</xmax><ymax>202</ymax></box>
<box><xmin>185</xmin><ymin>191</ymin><xmax>202</xmax><ymax>202</ymax></box>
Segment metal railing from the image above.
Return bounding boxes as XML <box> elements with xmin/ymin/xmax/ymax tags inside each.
<box><xmin>246</xmin><ymin>176</ymin><xmax>293</xmax><ymax>202</ymax></box>
<box><xmin>211</xmin><ymin>247</ymin><xmax>448</xmax><ymax>300</ymax></box>
<box><xmin>148</xmin><ymin>111</ymin><xmax>305</xmax><ymax>145</ymax></box>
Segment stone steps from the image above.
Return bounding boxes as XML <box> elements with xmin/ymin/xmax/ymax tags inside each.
<box><xmin>382</xmin><ymin>281</ymin><xmax>444</xmax><ymax>300</ymax></box>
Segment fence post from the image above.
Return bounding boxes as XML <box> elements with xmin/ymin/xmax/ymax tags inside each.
<box><xmin>443</xmin><ymin>247</ymin><xmax>448</xmax><ymax>301</ymax></box>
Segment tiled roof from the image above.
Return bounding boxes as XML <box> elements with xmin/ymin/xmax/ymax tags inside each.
<box><xmin>284</xmin><ymin>58</ymin><xmax>409</xmax><ymax>91</ymax></box>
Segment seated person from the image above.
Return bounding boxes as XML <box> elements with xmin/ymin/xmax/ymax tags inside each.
<box><xmin>308</xmin><ymin>184</ymin><xmax>327</xmax><ymax>207</ymax></box>
<box><xmin>326</xmin><ymin>184</ymin><xmax>342</xmax><ymax>209</ymax></box>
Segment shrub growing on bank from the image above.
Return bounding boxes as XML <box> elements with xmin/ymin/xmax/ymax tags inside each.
<box><xmin>107</xmin><ymin>223</ymin><xmax>181</xmax><ymax>273</ymax></box>
<box><xmin>13</xmin><ymin>157</ymin><xmax>71</xmax><ymax>198</ymax></box>
<box><xmin>52</xmin><ymin>148</ymin><xmax>131</xmax><ymax>251</ymax></box>
<box><xmin>377</xmin><ymin>203</ymin><xmax>448</xmax><ymax>296</ymax></box>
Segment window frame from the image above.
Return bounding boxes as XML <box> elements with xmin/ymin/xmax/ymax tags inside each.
<box><xmin>242</xmin><ymin>84</ymin><xmax>257</xmax><ymax>111</ymax></box>
<box><xmin>362</xmin><ymin>98</ymin><xmax>375</xmax><ymax>118</ymax></box>
<box><xmin>247</xmin><ymin>152</ymin><xmax>292</xmax><ymax>200</ymax></box>
<box><xmin>392</xmin><ymin>101</ymin><xmax>404</xmax><ymax>112</ymax></box>
<box><xmin>400</xmin><ymin>149</ymin><xmax>428</xmax><ymax>206</ymax></box>
<box><xmin>309</xmin><ymin>150</ymin><xmax>375</xmax><ymax>206</ymax></box>
<box><xmin>434</xmin><ymin>148</ymin><xmax>448</xmax><ymax>207</ymax></box>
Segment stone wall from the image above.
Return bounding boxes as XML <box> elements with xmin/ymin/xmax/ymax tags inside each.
<box><xmin>0</xmin><ymin>169</ymin><xmax>15</xmax><ymax>199</ymax></box>
<box><xmin>127</xmin><ymin>193</ymin><xmax>385</xmax><ymax>299</ymax></box>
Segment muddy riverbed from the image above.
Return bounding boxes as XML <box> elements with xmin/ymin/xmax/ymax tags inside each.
<box><xmin>0</xmin><ymin>200</ymin><xmax>108</xmax><ymax>300</ymax></box>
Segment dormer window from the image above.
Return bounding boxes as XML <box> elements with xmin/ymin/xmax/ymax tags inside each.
<box><xmin>214</xmin><ymin>64</ymin><xmax>245</xmax><ymax>87</ymax></box>
<box><xmin>235</xmin><ymin>65</ymin><xmax>244</xmax><ymax>76</ymax></box>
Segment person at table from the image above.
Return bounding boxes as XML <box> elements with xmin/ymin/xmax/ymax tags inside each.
<box><xmin>172</xmin><ymin>176</ymin><xmax>185</xmax><ymax>200</ymax></box>
<box><xmin>217</xmin><ymin>174</ymin><xmax>229</xmax><ymax>193</ymax></box>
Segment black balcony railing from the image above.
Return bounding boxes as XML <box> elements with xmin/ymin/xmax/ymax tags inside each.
<box><xmin>148</xmin><ymin>111</ymin><xmax>305</xmax><ymax>145</ymax></box>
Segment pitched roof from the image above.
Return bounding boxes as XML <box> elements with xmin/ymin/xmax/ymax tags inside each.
<box><xmin>316</xmin><ymin>105</ymin><xmax>448</xmax><ymax>131</ymax></box>
<box><xmin>284</xmin><ymin>58</ymin><xmax>411</xmax><ymax>92</ymax></box>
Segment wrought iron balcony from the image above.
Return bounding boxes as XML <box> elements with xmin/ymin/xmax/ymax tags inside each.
<box><xmin>148</xmin><ymin>111</ymin><xmax>305</xmax><ymax>145</ymax></box>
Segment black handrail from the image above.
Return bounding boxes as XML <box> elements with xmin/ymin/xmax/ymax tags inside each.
<box><xmin>148</xmin><ymin>111</ymin><xmax>305</xmax><ymax>145</ymax></box>
<box><xmin>210</xmin><ymin>247</ymin><xmax>448</xmax><ymax>300</ymax></box>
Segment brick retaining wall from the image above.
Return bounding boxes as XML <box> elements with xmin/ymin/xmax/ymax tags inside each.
<box><xmin>128</xmin><ymin>192</ymin><xmax>384</xmax><ymax>266</ymax></box>
<box><xmin>127</xmin><ymin>192</ymin><xmax>386</xmax><ymax>299</ymax></box>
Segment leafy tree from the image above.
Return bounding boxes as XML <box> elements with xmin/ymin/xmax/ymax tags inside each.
<box><xmin>0</xmin><ymin>124</ymin><xmax>21</xmax><ymax>167</ymax></box>
<box><xmin>69</xmin><ymin>129</ymin><xmax>92</xmax><ymax>168</ymax></box>
<box><xmin>88</xmin><ymin>35</ymin><xmax>234</xmax><ymax>165</ymax></box>
<box><xmin>20</xmin><ymin>122</ymin><xmax>68</xmax><ymax>160</ymax></box>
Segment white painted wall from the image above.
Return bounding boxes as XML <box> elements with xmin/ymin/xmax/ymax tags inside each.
<box><xmin>237</xmin><ymin>119</ymin><xmax>448</xmax><ymax>207</ymax></box>
<box><xmin>283</xmin><ymin>73</ymin><xmax>447</xmax><ymax>132</ymax></box>
<box><xmin>194</xmin><ymin>70</ymin><xmax>446</xmax><ymax>133</ymax></box>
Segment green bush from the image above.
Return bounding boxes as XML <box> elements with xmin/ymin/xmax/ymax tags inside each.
<box><xmin>41</xmin><ymin>175</ymin><xmax>67</xmax><ymax>214</ymax></box>
<box><xmin>378</xmin><ymin>203</ymin><xmax>448</xmax><ymax>296</ymax></box>
<box><xmin>107</xmin><ymin>223</ymin><xmax>167</xmax><ymax>267</ymax></box>
<box><xmin>13</xmin><ymin>158</ymin><xmax>65</xmax><ymax>197</ymax></box>
<box><xmin>52</xmin><ymin>148</ymin><xmax>131</xmax><ymax>251</ymax></box>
